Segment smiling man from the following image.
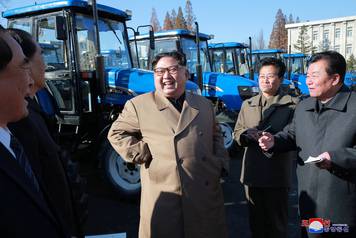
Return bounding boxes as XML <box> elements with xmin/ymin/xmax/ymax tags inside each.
<box><xmin>108</xmin><ymin>51</ymin><xmax>229</xmax><ymax>238</ymax></box>
<box><xmin>233</xmin><ymin>57</ymin><xmax>298</xmax><ymax>238</ymax></box>
<box><xmin>259</xmin><ymin>51</ymin><xmax>356</xmax><ymax>238</ymax></box>
<box><xmin>0</xmin><ymin>26</ymin><xmax>69</xmax><ymax>237</ymax></box>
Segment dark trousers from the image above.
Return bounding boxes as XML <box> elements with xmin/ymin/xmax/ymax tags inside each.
<box><xmin>244</xmin><ymin>186</ymin><xmax>289</xmax><ymax>238</ymax></box>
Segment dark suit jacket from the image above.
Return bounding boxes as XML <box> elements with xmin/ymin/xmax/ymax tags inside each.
<box><xmin>8</xmin><ymin>98</ymin><xmax>76</xmax><ymax>236</ymax></box>
<box><xmin>0</xmin><ymin>143</ymin><xmax>68</xmax><ymax>237</ymax></box>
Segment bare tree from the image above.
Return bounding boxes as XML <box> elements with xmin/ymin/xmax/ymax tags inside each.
<box><xmin>150</xmin><ymin>8</ymin><xmax>161</xmax><ymax>32</ymax></box>
<box><xmin>184</xmin><ymin>0</ymin><xmax>196</xmax><ymax>31</ymax></box>
<box><xmin>163</xmin><ymin>12</ymin><xmax>174</xmax><ymax>30</ymax></box>
<box><xmin>170</xmin><ymin>9</ymin><xmax>177</xmax><ymax>28</ymax></box>
<box><xmin>175</xmin><ymin>7</ymin><xmax>187</xmax><ymax>29</ymax></box>
<box><xmin>269</xmin><ymin>9</ymin><xmax>288</xmax><ymax>50</ymax></box>
<box><xmin>256</xmin><ymin>29</ymin><xmax>265</xmax><ymax>49</ymax></box>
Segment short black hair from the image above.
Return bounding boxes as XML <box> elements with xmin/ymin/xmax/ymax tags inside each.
<box><xmin>259</xmin><ymin>57</ymin><xmax>286</xmax><ymax>78</ymax></box>
<box><xmin>152</xmin><ymin>50</ymin><xmax>187</xmax><ymax>68</ymax></box>
<box><xmin>0</xmin><ymin>25</ymin><xmax>13</xmax><ymax>72</ymax></box>
<box><xmin>7</xmin><ymin>28</ymin><xmax>37</xmax><ymax>59</ymax></box>
<box><xmin>308</xmin><ymin>51</ymin><xmax>346</xmax><ymax>83</ymax></box>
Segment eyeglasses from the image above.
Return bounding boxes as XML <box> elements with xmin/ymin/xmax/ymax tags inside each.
<box><xmin>153</xmin><ymin>65</ymin><xmax>182</xmax><ymax>76</ymax></box>
<box><xmin>258</xmin><ymin>74</ymin><xmax>277</xmax><ymax>80</ymax></box>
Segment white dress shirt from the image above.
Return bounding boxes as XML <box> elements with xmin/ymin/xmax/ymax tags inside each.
<box><xmin>0</xmin><ymin>127</ymin><xmax>15</xmax><ymax>157</ymax></box>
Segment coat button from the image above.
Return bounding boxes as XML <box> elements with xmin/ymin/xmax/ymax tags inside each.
<box><xmin>127</xmin><ymin>152</ymin><xmax>134</xmax><ymax>158</ymax></box>
<box><xmin>178</xmin><ymin>158</ymin><xmax>183</xmax><ymax>164</ymax></box>
<box><xmin>118</xmin><ymin>141</ymin><xmax>123</xmax><ymax>146</ymax></box>
<box><xmin>199</xmin><ymin>131</ymin><xmax>203</xmax><ymax>136</ymax></box>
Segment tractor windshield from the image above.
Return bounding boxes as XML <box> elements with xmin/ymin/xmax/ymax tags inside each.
<box><xmin>180</xmin><ymin>38</ymin><xmax>211</xmax><ymax>73</ymax></box>
<box><xmin>75</xmin><ymin>14</ymin><xmax>131</xmax><ymax>71</ymax></box>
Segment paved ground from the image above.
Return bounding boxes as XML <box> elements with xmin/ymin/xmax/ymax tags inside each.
<box><xmin>80</xmin><ymin>152</ymin><xmax>301</xmax><ymax>238</ymax></box>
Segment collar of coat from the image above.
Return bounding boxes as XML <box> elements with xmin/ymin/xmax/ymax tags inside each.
<box><xmin>247</xmin><ymin>91</ymin><xmax>297</xmax><ymax>107</ymax></box>
<box><xmin>304</xmin><ymin>85</ymin><xmax>351</xmax><ymax>112</ymax></box>
<box><xmin>154</xmin><ymin>91</ymin><xmax>199</xmax><ymax>111</ymax></box>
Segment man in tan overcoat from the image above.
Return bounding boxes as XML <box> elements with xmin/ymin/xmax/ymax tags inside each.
<box><xmin>108</xmin><ymin>51</ymin><xmax>229</xmax><ymax>238</ymax></box>
<box><xmin>234</xmin><ymin>57</ymin><xmax>298</xmax><ymax>238</ymax></box>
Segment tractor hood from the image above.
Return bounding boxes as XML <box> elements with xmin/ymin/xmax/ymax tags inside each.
<box><xmin>103</xmin><ymin>67</ymin><xmax>200</xmax><ymax>105</ymax></box>
<box><xmin>201</xmin><ymin>72</ymin><xmax>259</xmax><ymax>110</ymax></box>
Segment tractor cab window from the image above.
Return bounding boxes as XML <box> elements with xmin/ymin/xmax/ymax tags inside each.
<box><xmin>75</xmin><ymin>14</ymin><xmax>131</xmax><ymax>71</ymax></box>
<box><xmin>211</xmin><ymin>49</ymin><xmax>225</xmax><ymax>73</ymax></box>
<box><xmin>8</xmin><ymin>19</ymin><xmax>31</xmax><ymax>33</ymax></box>
<box><xmin>290</xmin><ymin>57</ymin><xmax>305</xmax><ymax>74</ymax></box>
<box><xmin>130</xmin><ymin>38</ymin><xmax>177</xmax><ymax>70</ymax></box>
<box><xmin>36</xmin><ymin>16</ymin><xmax>73</xmax><ymax>112</ymax></box>
<box><xmin>181</xmin><ymin>38</ymin><xmax>211</xmax><ymax>73</ymax></box>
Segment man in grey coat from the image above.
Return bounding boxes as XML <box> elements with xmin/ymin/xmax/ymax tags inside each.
<box><xmin>234</xmin><ymin>57</ymin><xmax>298</xmax><ymax>238</ymax></box>
<box><xmin>259</xmin><ymin>51</ymin><xmax>356</xmax><ymax>237</ymax></box>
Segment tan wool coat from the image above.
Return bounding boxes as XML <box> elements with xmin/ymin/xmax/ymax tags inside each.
<box><xmin>108</xmin><ymin>91</ymin><xmax>229</xmax><ymax>238</ymax></box>
<box><xmin>234</xmin><ymin>92</ymin><xmax>299</xmax><ymax>187</ymax></box>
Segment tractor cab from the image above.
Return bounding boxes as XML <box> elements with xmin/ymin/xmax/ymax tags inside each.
<box><xmin>208</xmin><ymin>42</ymin><xmax>249</xmax><ymax>75</ymax></box>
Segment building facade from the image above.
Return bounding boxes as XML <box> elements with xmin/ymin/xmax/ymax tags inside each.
<box><xmin>286</xmin><ymin>16</ymin><xmax>356</xmax><ymax>60</ymax></box>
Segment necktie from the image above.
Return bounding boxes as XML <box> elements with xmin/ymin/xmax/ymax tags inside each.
<box><xmin>10</xmin><ymin>135</ymin><xmax>41</xmax><ymax>193</ymax></box>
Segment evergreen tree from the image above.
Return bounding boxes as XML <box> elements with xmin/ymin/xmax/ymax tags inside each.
<box><xmin>175</xmin><ymin>7</ymin><xmax>187</xmax><ymax>29</ymax></box>
<box><xmin>185</xmin><ymin>0</ymin><xmax>196</xmax><ymax>31</ymax></box>
<box><xmin>171</xmin><ymin>9</ymin><xmax>177</xmax><ymax>28</ymax></box>
<box><xmin>293</xmin><ymin>25</ymin><xmax>316</xmax><ymax>54</ymax></box>
<box><xmin>288</xmin><ymin>14</ymin><xmax>294</xmax><ymax>24</ymax></box>
<box><xmin>150</xmin><ymin>8</ymin><xmax>161</xmax><ymax>32</ymax></box>
<box><xmin>269</xmin><ymin>9</ymin><xmax>288</xmax><ymax>50</ymax></box>
<box><xmin>163</xmin><ymin>11</ymin><xmax>174</xmax><ymax>30</ymax></box>
<box><xmin>347</xmin><ymin>54</ymin><xmax>356</xmax><ymax>71</ymax></box>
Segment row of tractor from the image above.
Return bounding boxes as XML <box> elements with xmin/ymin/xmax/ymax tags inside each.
<box><xmin>3</xmin><ymin>0</ymin><xmax>355</xmax><ymax>197</ymax></box>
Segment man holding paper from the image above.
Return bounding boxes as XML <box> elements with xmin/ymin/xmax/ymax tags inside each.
<box><xmin>234</xmin><ymin>57</ymin><xmax>298</xmax><ymax>238</ymax></box>
<box><xmin>259</xmin><ymin>51</ymin><xmax>356</xmax><ymax>237</ymax></box>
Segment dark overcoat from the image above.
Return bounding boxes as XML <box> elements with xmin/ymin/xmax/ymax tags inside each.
<box><xmin>274</xmin><ymin>86</ymin><xmax>356</xmax><ymax>227</ymax></box>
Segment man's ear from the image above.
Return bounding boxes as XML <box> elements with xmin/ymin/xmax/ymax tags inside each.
<box><xmin>331</xmin><ymin>73</ymin><xmax>341</xmax><ymax>86</ymax></box>
<box><xmin>185</xmin><ymin>69</ymin><xmax>190</xmax><ymax>79</ymax></box>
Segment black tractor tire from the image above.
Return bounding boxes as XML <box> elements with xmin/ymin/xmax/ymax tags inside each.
<box><xmin>101</xmin><ymin>140</ymin><xmax>141</xmax><ymax>198</ymax></box>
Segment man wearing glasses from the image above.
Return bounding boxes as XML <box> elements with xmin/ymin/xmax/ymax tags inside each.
<box><xmin>233</xmin><ymin>57</ymin><xmax>298</xmax><ymax>238</ymax></box>
<box><xmin>108</xmin><ymin>51</ymin><xmax>229</xmax><ymax>238</ymax></box>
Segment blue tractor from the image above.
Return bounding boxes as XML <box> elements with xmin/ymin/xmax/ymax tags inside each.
<box><xmin>282</xmin><ymin>53</ymin><xmax>309</xmax><ymax>95</ymax></box>
<box><xmin>3</xmin><ymin>0</ymin><xmax>201</xmax><ymax>197</ymax></box>
<box><xmin>283</xmin><ymin>53</ymin><xmax>356</xmax><ymax>94</ymax></box>
<box><xmin>208</xmin><ymin>42</ymin><xmax>250</xmax><ymax>76</ymax></box>
<box><xmin>248</xmin><ymin>49</ymin><xmax>296</xmax><ymax>94</ymax></box>
<box><xmin>129</xmin><ymin>29</ymin><xmax>259</xmax><ymax>151</ymax></box>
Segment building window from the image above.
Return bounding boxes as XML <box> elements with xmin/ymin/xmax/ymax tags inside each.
<box><xmin>323</xmin><ymin>29</ymin><xmax>329</xmax><ymax>40</ymax></box>
<box><xmin>335</xmin><ymin>28</ymin><xmax>340</xmax><ymax>38</ymax></box>
<box><xmin>312</xmin><ymin>30</ymin><xmax>318</xmax><ymax>41</ymax></box>
<box><xmin>347</xmin><ymin>27</ymin><xmax>352</xmax><ymax>37</ymax></box>
<box><xmin>334</xmin><ymin>45</ymin><xmax>340</xmax><ymax>52</ymax></box>
<box><xmin>346</xmin><ymin>44</ymin><xmax>352</xmax><ymax>55</ymax></box>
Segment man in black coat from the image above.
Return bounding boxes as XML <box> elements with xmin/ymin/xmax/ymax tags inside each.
<box><xmin>259</xmin><ymin>51</ymin><xmax>356</xmax><ymax>237</ymax></box>
<box><xmin>0</xmin><ymin>27</ymin><xmax>69</xmax><ymax>237</ymax></box>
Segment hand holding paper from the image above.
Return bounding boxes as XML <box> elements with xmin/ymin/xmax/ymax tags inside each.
<box><xmin>304</xmin><ymin>152</ymin><xmax>332</xmax><ymax>169</ymax></box>
<box><xmin>304</xmin><ymin>156</ymin><xmax>323</xmax><ymax>164</ymax></box>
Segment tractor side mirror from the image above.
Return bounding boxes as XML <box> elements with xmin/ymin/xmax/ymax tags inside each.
<box><xmin>240</xmin><ymin>53</ymin><xmax>246</xmax><ymax>64</ymax></box>
<box><xmin>149</xmin><ymin>30</ymin><xmax>155</xmax><ymax>50</ymax></box>
<box><xmin>55</xmin><ymin>16</ymin><xmax>67</xmax><ymax>40</ymax></box>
